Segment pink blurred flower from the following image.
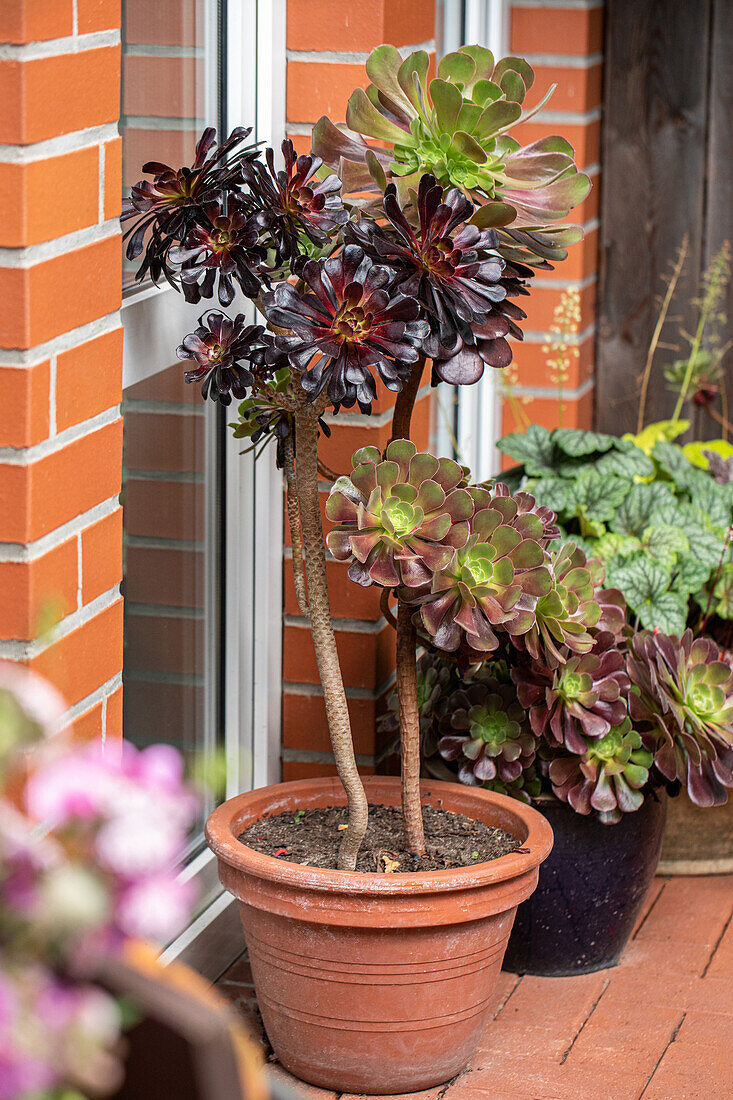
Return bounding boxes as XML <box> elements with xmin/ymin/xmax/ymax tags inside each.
<box><xmin>117</xmin><ymin>873</ymin><xmax>196</xmax><ymax>942</ymax></box>
<box><xmin>95</xmin><ymin>811</ymin><xmax>185</xmax><ymax>878</ymax></box>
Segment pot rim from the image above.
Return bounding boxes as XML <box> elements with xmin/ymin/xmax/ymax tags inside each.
<box><xmin>205</xmin><ymin>775</ymin><xmax>554</xmax><ymax>897</ymax></box>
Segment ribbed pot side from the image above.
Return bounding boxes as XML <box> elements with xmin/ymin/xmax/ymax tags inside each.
<box><xmin>206</xmin><ymin>776</ymin><xmax>554</xmax><ymax>1095</ymax></box>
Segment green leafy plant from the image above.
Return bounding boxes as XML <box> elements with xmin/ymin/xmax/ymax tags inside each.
<box><xmin>497</xmin><ymin>423</ymin><xmax>733</xmax><ymax>635</ymax></box>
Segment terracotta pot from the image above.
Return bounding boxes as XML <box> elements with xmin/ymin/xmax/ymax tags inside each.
<box><xmin>206</xmin><ymin>775</ymin><xmax>553</xmax><ymax>1095</ymax></box>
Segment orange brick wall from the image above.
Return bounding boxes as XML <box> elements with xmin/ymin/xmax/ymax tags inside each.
<box><xmin>500</xmin><ymin>0</ymin><xmax>602</xmax><ymax>440</ymax></box>
<box><xmin>0</xmin><ymin>1</ymin><xmax>124</xmax><ymax>741</ymax></box>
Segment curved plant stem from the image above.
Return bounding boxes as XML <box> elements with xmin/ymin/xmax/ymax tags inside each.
<box><xmin>294</xmin><ymin>405</ymin><xmax>368</xmax><ymax>870</ymax></box>
<box><xmin>637</xmin><ymin>235</ymin><xmax>688</xmax><ymax>434</ymax></box>
<box><xmin>396</xmin><ymin>602</ymin><xmax>426</xmax><ymax>854</ymax></box>
<box><xmin>390</xmin><ymin>357</ymin><xmax>426</xmax><ymax>443</ymax></box>
<box><xmin>317</xmin><ymin>457</ymin><xmax>341</xmax><ymax>482</ymax></box>
<box><xmin>282</xmin><ymin>434</ymin><xmax>308</xmax><ymax>619</ymax></box>
<box><xmin>390</xmin><ymin>358</ymin><xmax>427</xmax><ymax>854</ymax></box>
<box><xmin>380</xmin><ymin>587</ymin><xmax>397</xmax><ymax>631</ymax></box>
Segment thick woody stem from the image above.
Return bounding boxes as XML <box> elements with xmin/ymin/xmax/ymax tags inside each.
<box><xmin>390</xmin><ymin>357</ymin><xmax>427</xmax><ymax>854</ymax></box>
<box><xmin>294</xmin><ymin>406</ymin><xmax>369</xmax><ymax>870</ymax></box>
<box><xmin>282</xmin><ymin>434</ymin><xmax>308</xmax><ymax>618</ymax></box>
<box><xmin>390</xmin><ymin>357</ymin><xmax>426</xmax><ymax>443</ymax></box>
<box><xmin>396</xmin><ymin>602</ymin><xmax>426</xmax><ymax>853</ymax></box>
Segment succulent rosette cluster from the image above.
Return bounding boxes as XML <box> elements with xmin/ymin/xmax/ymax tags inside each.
<box><xmin>170</xmin><ymin>192</ymin><xmax>265</xmax><ymax>305</ymax></box>
<box><xmin>176</xmin><ymin>311</ymin><xmax>284</xmax><ymax>405</ymax></box>
<box><xmin>346</xmin><ymin>174</ymin><xmax>533</xmax><ymax>383</ymax></box>
<box><xmin>548</xmin><ymin>717</ymin><xmax>654</xmax><ymax>824</ymax></box>
<box><xmin>438</xmin><ymin>679</ymin><xmax>537</xmax><ymax>785</ymax></box>
<box><xmin>409</xmin><ymin>486</ymin><xmax>551</xmax><ymax>656</ymax></box>
<box><xmin>326</xmin><ymin>440</ymin><xmax>472</xmax><ymax>587</ymax></box>
<box><xmin>512</xmin><ymin>542</ymin><xmax>603</xmax><ymax>666</ymax></box>
<box><xmin>122</xmin><ymin>126</ymin><xmax>260</xmax><ymax>288</ymax></box>
<box><xmin>244</xmin><ymin>139</ymin><xmax>348</xmax><ymax>264</ymax></box>
<box><xmin>628</xmin><ymin>629</ymin><xmax>733</xmax><ymax>806</ymax></box>
<box><xmin>312</xmin><ymin>44</ymin><xmax>590</xmax><ymax>265</ymax></box>
<box><xmin>514</xmin><ymin>632</ymin><xmax>630</xmax><ymax>754</ymax></box>
<box><xmin>262</xmin><ymin>246</ymin><xmax>428</xmax><ymax>412</ymax></box>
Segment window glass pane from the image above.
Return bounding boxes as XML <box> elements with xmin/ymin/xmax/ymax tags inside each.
<box><xmin>121</xmin><ymin>0</ymin><xmax>218</xmax><ymax>289</ymax></box>
<box><xmin>120</xmin><ymin>0</ymin><xmax>224</xmax><ymax>845</ymax></box>
<box><xmin>121</xmin><ymin>366</ymin><xmax>221</xmax><ymax>836</ymax></box>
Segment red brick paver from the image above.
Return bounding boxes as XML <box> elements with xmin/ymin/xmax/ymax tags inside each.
<box><xmin>218</xmin><ymin>875</ymin><xmax>733</xmax><ymax>1099</ymax></box>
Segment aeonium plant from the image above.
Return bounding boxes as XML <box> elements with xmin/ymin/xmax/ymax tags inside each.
<box><xmin>122</xmin><ymin>46</ymin><xmax>590</xmax><ymax>869</ymax></box>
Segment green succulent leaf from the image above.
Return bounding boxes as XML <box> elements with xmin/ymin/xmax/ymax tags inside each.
<box><xmin>552</xmin><ymin>428</ymin><xmax>615</xmax><ymax>457</ymax></box>
<box><xmin>497</xmin><ymin>425</ymin><xmax>555</xmax><ymax>476</ymax></box>
<box><xmin>437</xmin><ymin>50</ymin><xmax>478</xmax><ymax>86</ymax></box>
<box><xmin>606</xmin><ymin>555</ymin><xmax>688</xmax><ymax>634</ymax></box>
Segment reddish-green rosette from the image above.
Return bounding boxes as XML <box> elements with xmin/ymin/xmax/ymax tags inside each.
<box><xmin>438</xmin><ymin>679</ymin><xmax>537</xmax><ymax>786</ymax></box>
<box><xmin>408</xmin><ymin>490</ymin><xmax>551</xmax><ymax>655</ymax></box>
<box><xmin>548</xmin><ymin>717</ymin><xmax>654</xmax><ymax>824</ymax></box>
<box><xmin>326</xmin><ymin>439</ymin><xmax>472</xmax><ymax>588</ymax></box>
<box><xmin>628</xmin><ymin>629</ymin><xmax>733</xmax><ymax>807</ymax></box>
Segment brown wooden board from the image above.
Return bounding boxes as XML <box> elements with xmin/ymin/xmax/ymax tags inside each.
<box><xmin>596</xmin><ymin>0</ymin><xmax>732</xmax><ymax>436</ymax></box>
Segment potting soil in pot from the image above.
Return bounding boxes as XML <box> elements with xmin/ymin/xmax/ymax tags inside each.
<box><xmin>238</xmin><ymin>802</ymin><xmax>520</xmax><ymax>872</ymax></box>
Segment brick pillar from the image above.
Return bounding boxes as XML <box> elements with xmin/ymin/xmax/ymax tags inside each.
<box><xmin>501</xmin><ymin>1</ymin><xmax>603</xmax><ymax>438</ymax></box>
<box><xmin>281</xmin><ymin>0</ymin><xmax>436</xmax><ymax>780</ymax></box>
<box><xmin>0</xmin><ymin>1</ymin><xmax>124</xmax><ymax>740</ymax></box>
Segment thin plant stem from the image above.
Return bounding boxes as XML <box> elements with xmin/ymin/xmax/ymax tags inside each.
<box><xmin>294</xmin><ymin>404</ymin><xmax>368</xmax><ymax>870</ymax></box>
<box><xmin>672</xmin><ymin>243</ymin><xmax>730</xmax><ymax>424</ymax></box>
<box><xmin>396</xmin><ymin>602</ymin><xmax>426</xmax><ymax>854</ymax></box>
<box><xmin>282</xmin><ymin>434</ymin><xmax>308</xmax><ymax>619</ymax></box>
<box><xmin>389</xmin><ymin>358</ymin><xmax>427</xmax><ymax>854</ymax></box>
<box><xmin>699</xmin><ymin>526</ymin><xmax>733</xmax><ymax>636</ymax></box>
<box><xmin>637</xmin><ymin>236</ymin><xmax>688</xmax><ymax>434</ymax></box>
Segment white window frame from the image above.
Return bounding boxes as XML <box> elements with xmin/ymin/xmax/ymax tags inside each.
<box><xmin>434</xmin><ymin>0</ymin><xmax>509</xmax><ymax>481</ymax></box>
<box><xmin>120</xmin><ymin>0</ymin><xmax>286</xmax><ymax>979</ymax></box>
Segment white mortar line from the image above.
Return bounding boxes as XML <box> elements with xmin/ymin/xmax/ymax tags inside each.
<box><xmin>60</xmin><ymin>672</ymin><xmax>123</xmax><ymax>734</ymax></box>
<box><xmin>0</xmin><ymin>124</ymin><xmax>120</xmax><ymax>165</ymax></box>
<box><xmin>0</xmin><ymin>497</ymin><xmax>119</xmax><ymax>563</ymax></box>
<box><xmin>0</xmin><ymin>311</ymin><xmax>121</xmax><ymax>366</ymax></box>
<box><xmin>286</xmin><ymin>41</ymin><xmax>435</xmax><ymax>64</ymax></box>
<box><xmin>0</xmin><ymin>586</ymin><xmax>120</xmax><ymax>660</ymax></box>
<box><xmin>533</xmin><ymin>106</ymin><xmax>602</xmax><ymax>125</ymax></box>
<box><xmin>524</xmin><ymin>52</ymin><xmax>603</xmax><ymax>68</ymax></box>
<box><xmin>284</xmin><ymin>614</ymin><xmax>387</xmax><ymax>634</ymax></box>
<box><xmin>514</xmin><ymin>377</ymin><xmax>595</xmax><ymax>400</ymax></box>
<box><xmin>0</xmin><ymin>30</ymin><xmax>120</xmax><ymax>61</ymax></box>
<box><xmin>522</xmin><ymin>322</ymin><xmax>596</xmax><ymax>344</ymax></box>
<box><xmin>124</xmin><ymin>44</ymin><xmax>205</xmax><ymax>58</ymax></box>
<box><xmin>0</xmin><ymin>220</ymin><xmax>119</xmax><ymax>268</ymax></box>
<box><xmin>0</xmin><ymin>405</ymin><xmax>119</xmax><ymax>464</ymax></box>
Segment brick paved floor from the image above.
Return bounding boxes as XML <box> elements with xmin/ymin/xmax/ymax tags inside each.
<box><xmin>218</xmin><ymin>875</ymin><xmax>733</xmax><ymax>1100</ymax></box>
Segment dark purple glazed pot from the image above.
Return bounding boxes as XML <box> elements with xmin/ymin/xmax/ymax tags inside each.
<box><xmin>503</xmin><ymin>791</ymin><xmax>667</xmax><ymax>976</ymax></box>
